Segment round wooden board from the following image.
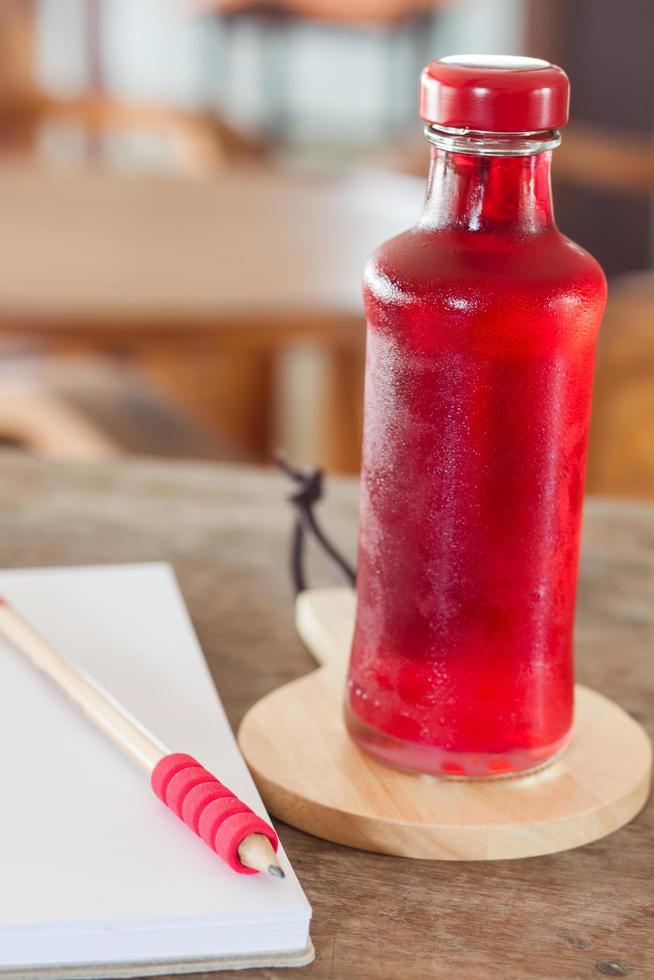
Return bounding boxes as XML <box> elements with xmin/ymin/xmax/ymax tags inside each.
<box><xmin>238</xmin><ymin>588</ymin><xmax>652</xmax><ymax>860</ymax></box>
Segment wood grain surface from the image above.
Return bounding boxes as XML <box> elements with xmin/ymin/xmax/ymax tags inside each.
<box><xmin>0</xmin><ymin>452</ymin><xmax>651</xmax><ymax>979</ymax></box>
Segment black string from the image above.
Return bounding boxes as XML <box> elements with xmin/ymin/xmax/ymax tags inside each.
<box><xmin>274</xmin><ymin>450</ymin><xmax>356</xmax><ymax>595</ymax></box>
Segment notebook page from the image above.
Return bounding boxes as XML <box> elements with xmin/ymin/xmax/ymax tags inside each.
<box><xmin>0</xmin><ymin>564</ymin><xmax>310</xmax><ymax>964</ymax></box>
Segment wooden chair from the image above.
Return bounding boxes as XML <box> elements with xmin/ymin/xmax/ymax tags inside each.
<box><xmin>0</xmin><ymin>0</ymin><xmax>262</xmax><ymax>175</ymax></box>
<box><xmin>0</xmin><ymin>357</ymin><xmax>240</xmax><ymax>462</ymax></box>
<box><xmin>0</xmin><ymin>0</ymin><xmax>273</xmax><ymax>466</ymax></box>
<box><xmin>553</xmin><ymin>127</ymin><xmax>654</xmax><ymax>500</ymax></box>
<box><xmin>194</xmin><ymin>0</ymin><xmax>452</xmax><ymax>145</ymax></box>
<box><xmin>197</xmin><ymin>0</ymin><xmax>446</xmax><ymax>22</ymax></box>
<box><xmin>587</xmin><ymin>276</ymin><xmax>654</xmax><ymax>500</ymax></box>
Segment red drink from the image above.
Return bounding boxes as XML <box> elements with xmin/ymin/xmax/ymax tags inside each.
<box><xmin>345</xmin><ymin>56</ymin><xmax>607</xmax><ymax>777</ymax></box>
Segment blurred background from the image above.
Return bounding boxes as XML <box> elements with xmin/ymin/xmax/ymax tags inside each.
<box><xmin>0</xmin><ymin>0</ymin><xmax>652</xmax><ymax>496</ymax></box>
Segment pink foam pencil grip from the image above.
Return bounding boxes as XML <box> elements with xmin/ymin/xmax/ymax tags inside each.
<box><xmin>151</xmin><ymin>753</ymin><xmax>278</xmax><ymax>873</ymax></box>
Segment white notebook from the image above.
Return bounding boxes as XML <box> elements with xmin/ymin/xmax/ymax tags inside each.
<box><xmin>0</xmin><ymin>563</ymin><xmax>312</xmax><ymax>977</ymax></box>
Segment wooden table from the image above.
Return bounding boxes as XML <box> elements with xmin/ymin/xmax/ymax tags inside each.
<box><xmin>0</xmin><ymin>165</ymin><xmax>406</xmax><ymax>338</ymax></box>
<box><xmin>0</xmin><ymin>451</ymin><xmax>651</xmax><ymax>979</ymax></box>
<box><xmin>0</xmin><ymin>163</ymin><xmax>420</xmax><ymax>469</ymax></box>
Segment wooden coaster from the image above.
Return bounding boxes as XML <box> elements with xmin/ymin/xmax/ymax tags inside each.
<box><xmin>238</xmin><ymin>588</ymin><xmax>652</xmax><ymax>860</ymax></box>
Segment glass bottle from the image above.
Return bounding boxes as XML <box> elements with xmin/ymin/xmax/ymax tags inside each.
<box><xmin>345</xmin><ymin>56</ymin><xmax>607</xmax><ymax>778</ymax></box>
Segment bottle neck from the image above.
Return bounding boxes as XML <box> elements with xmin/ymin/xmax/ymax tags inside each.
<box><xmin>420</xmin><ymin>137</ymin><xmax>556</xmax><ymax>235</ymax></box>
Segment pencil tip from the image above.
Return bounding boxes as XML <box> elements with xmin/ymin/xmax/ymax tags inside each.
<box><xmin>237</xmin><ymin>833</ymin><xmax>285</xmax><ymax>877</ymax></box>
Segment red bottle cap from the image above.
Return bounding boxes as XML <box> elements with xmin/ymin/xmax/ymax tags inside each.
<box><xmin>419</xmin><ymin>55</ymin><xmax>570</xmax><ymax>133</ymax></box>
